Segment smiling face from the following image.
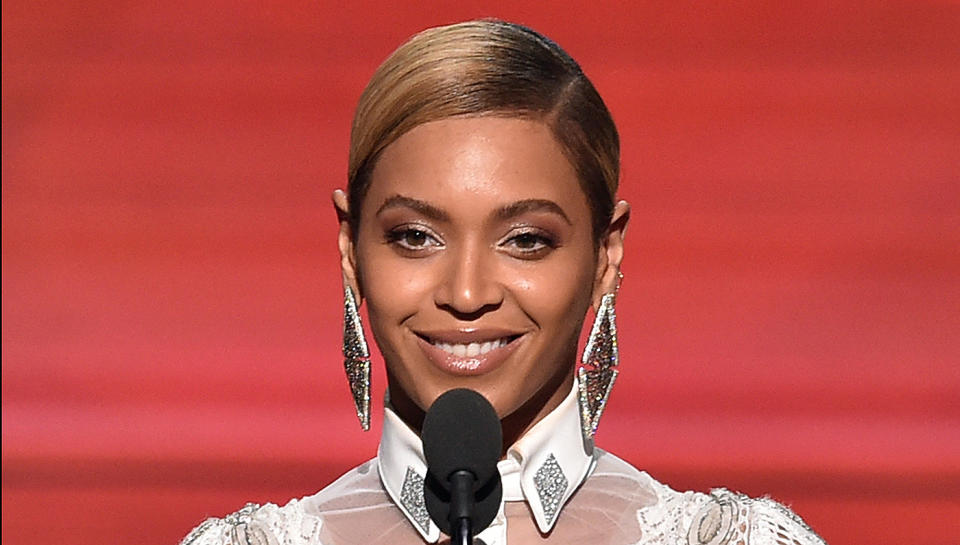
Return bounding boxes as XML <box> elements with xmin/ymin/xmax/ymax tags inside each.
<box><xmin>336</xmin><ymin>116</ymin><xmax>626</xmax><ymax>439</ymax></box>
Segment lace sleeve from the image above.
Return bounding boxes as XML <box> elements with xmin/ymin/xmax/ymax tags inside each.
<box><xmin>179</xmin><ymin>501</ymin><xmax>324</xmax><ymax>545</ymax></box>
<box><xmin>686</xmin><ymin>489</ymin><xmax>827</xmax><ymax>545</ymax></box>
<box><xmin>636</xmin><ymin>476</ymin><xmax>827</xmax><ymax>545</ymax></box>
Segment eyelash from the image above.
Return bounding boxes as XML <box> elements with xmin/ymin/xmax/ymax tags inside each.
<box><xmin>384</xmin><ymin>226</ymin><xmax>443</xmax><ymax>251</ymax></box>
<box><xmin>383</xmin><ymin>226</ymin><xmax>558</xmax><ymax>258</ymax></box>
<box><xmin>500</xmin><ymin>229</ymin><xmax>557</xmax><ymax>256</ymax></box>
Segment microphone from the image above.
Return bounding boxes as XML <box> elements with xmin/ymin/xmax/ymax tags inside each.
<box><xmin>422</xmin><ymin>389</ymin><xmax>503</xmax><ymax>545</ymax></box>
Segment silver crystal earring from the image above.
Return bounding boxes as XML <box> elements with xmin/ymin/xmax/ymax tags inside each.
<box><xmin>342</xmin><ymin>285</ymin><xmax>371</xmax><ymax>431</ymax></box>
<box><xmin>577</xmin><ymin>290</ymin><xmax>620</xmax><ymax>442</ymax></box>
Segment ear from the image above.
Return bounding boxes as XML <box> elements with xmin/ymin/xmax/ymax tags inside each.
<box><xmin>592</xmin><ymin>200</ymin><xmax>630</xmax><ymax>308</ymax></box>
<box><xmin>333</xmin><ymin>189</ymin><xmax>362</xmax><ymax>301</ymax></box>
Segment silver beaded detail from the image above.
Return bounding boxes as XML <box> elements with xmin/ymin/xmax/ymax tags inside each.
<box><xmin>399</xmin><ymin>467</ymin><xmax>431</xmax><ymax>534</ymax></box>
<box><xmin>533</xmin><ymin>454</ymin><xmax>568</xmax><ymax>526</ymax></box>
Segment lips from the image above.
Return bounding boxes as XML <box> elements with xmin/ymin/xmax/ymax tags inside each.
<box><xmin>413</xmin><ymin>330</ymin><xmax>523</xmax><ymax>376</ymax></box>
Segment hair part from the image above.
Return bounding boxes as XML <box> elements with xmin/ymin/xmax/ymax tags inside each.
<box><xmin>348</xmin><ymin>19</ymin><xmax>619</xmax><ymax>241</ymax></box>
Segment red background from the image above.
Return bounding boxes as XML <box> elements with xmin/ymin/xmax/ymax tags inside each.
<box><xmin>3</xmin><ymin>1</ymin><xmax>959</xmax><ymax>544</ymax></box>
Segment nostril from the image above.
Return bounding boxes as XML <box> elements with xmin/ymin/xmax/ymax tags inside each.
<box><xmin>437</xmin><ymin>301</ymin><xmax>503</xmax><ymax>321</ymax></box>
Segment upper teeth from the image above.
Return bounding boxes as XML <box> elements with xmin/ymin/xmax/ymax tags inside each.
<box><xmin>433</xmin><ymin>338</ymin><xmax>508</xmax><ymax>357</ymax></box>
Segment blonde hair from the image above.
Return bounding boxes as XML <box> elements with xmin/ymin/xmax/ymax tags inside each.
<box><xmin>348</xmin><ymin>19</ymin><xmax>619</xmax><ymax>239</ymax></box>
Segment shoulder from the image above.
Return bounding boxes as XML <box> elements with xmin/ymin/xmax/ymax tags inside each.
<box><xmin>179</xmin><ymin>499</ymin><xmax>322</xmax><ymax>545</ymax></box>
<box><xmin>590</xmin><ymin>450</ymin><xmax>825</xmax><ymax>545</ymax></box>
<box><xmin>635</xmin><ymin>474</ymin><xmax>827</xmax><ymax>545</ymax></box>
<box><xmin>687</xmin><ymin>488</ymin><xmax>826</xmax><ymax>545</ymax></box>
<box><xmin>178</xmin><ymin>459</ymin><xmax>382</xmax><ymax>545</ymax></box>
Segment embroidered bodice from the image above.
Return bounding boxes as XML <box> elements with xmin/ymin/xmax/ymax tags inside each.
<box><xmin>180</xmin><ymin>453</ymin><xmax>824</xmax><ymax>545</ymax></box>
<box><xmin>181</xmin><ymin>383</ymin><xmax>826</xmax><ymax>545</ymax></box>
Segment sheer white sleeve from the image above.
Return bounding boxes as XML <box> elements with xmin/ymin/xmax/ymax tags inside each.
<box><xmin>179</xmin><ymin>500</ymin><xmax>323</xmax><ymax>545</ymax></box>
<box><xmin>636</xmin><ymin>480</ymin><xmax>827</xmax><ymax>545</ymax></box>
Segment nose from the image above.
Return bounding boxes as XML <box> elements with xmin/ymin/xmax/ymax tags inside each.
<box><xmin>434</xmin><ymin>241</ymin><xmax>504</xmax><ymax>317</ymax></box>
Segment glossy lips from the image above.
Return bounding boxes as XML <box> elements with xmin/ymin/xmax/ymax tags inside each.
<box><xmin>414</xmin><ymin>330</ymin><xmax>523</xmax><ymax>375</ymax></box>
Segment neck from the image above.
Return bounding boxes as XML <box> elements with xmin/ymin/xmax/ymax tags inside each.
<box><xmin>386</xmin><ymin>364</ymin><xmax>575</xmax><ymax>458</ymax></box>
<box><xmin>499</xmin><ymin>364</ymin><xmax>574</xmax><ymax>451</ymax></box>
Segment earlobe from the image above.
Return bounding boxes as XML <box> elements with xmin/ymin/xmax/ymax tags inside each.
<box><xmin>333</xmin><ymin>189</ymin><xmax>362</xmax><ymax>300</ymax></box>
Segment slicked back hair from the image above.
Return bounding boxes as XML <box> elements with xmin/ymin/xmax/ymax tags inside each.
<box><xmin>348</xmin><ymin>19</ymin><xmax>619</xmax><ymax>241</ymax></box>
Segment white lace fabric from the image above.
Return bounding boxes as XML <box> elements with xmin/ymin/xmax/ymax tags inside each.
<box><xmin>180</xmin><ymin>378</ymin><xmax>826</xmax><ymax>545</ymax></box>
<box><xmin>180</xmin><ymin>450</ymin><xmax>827</xmax><ymax>545</ymax></box>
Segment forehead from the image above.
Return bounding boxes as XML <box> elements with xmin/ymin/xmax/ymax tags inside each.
<box><xmin>365</xmin><ymin>116</ymin><xmax>589</xmax><ymax>220</ymax></box>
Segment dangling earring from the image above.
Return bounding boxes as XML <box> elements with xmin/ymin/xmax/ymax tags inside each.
<box><xmin>342</xmin><ymin>285</ymin><xmax>371</xmax><ymax>431</ymax></box>
<box><xmin>577</xmin><ymin>285</ymin><xmax>620</xmax><ymax>442</ymax></box>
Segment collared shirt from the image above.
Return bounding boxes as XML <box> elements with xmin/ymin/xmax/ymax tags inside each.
<box><xmin>180</xmin><ymin>380</ymin><xmax>828</xmax><ymax>545</ymax></box>
<box><xmin>377</xmin><ymin>380</ymin><xmax>595</xmax><ymax>542</ymax></box>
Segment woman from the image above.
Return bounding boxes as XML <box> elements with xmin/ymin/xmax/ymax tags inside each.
<box><xmin>182</xmin><ymin>20</ymin><xmax>826</xmax><ymax>545</ymax></box>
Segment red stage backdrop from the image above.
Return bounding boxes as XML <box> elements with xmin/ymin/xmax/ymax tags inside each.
<box><xmin>3</xmin><ymin>2</ymin><xmax>959</xmax><ymax>544</ymax></box>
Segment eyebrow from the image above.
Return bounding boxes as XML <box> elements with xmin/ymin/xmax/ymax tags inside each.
<box><xmin>376</xmin><ymin>195</ymin><xmax>450</xmax><ymax>222</ymax></box>
<box><xmin>374</xmin><ymin>195</ymin><xmax>572</xmax><ymax>226</ymax></box>
<box><xmin>494</xmin><ymin>199</ymin><xmax>572</xmax><ymax>225</ymax></box>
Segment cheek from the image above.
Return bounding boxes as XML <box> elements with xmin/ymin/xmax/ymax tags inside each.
<box><xmin>358</xmin><ymin>245</ymin><xmax>432</xmax><ymax>324</ymax></box>
<box><xmin>508</xmin><ymin>251</ymin><xmax>596</xmax><ymax>334</ymax></box>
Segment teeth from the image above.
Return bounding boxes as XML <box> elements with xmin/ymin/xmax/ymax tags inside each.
<box><xmin>432</xmin><ymin>337</ymin><xmax>509</xmax><ymax>357</ymax></box>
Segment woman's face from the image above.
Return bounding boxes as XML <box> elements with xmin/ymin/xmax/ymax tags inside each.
<box><xmin>337</xmin><ymin>116</ymin><xmax>625</xmax><ymax>434</ymax></box>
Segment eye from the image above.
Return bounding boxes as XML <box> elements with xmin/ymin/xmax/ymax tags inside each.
<box><xmin>511</xmin><ymin>232</ymin><xmax>546</xmax><ymax>250</ymax></box>
<box><xmin>500</xmin><ymin>229</ymin><xmax>557</xmax><ymax>258</ymax></box>
<box><xmin>385</xmin><ymin>226</ymin><xmax>443</xmax><ymax>252</ymax></box>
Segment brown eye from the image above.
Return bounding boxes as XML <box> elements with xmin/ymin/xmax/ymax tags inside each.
<box><xmin>501</xmin><ymin>229</ymin><xmax>556</xmax><ymax>258</ymax></box>
<box><xmin>386</xmin><ymin>226</ymin><xmax>442</xmax><ymax>252</ymax></box>
<box><xmin>403</xmin><ymin>229</ymin><xmax>428</xmax><ymax>246</ymax></box>
<box><xmin>512</xmin><ymin>233</ymin><xmax>542</xmax><ymax>250</ymax></box>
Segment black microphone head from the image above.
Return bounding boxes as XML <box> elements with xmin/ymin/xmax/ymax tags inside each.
<box><xmin>421</xmin><ymin>388</ymin><xmax>503</xmax><ymax>486</ymax></box>
<box><xmin>421</xmin><ymin>388</ymin><xmax>503</xmax><ymax>536</ymax></box>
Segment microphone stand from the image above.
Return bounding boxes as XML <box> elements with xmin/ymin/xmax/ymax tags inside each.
<box><xmin>449</xmin><ymin>470</ymin><xmax>475</xmax><ymax>545</ymax></box>
<box><xmin>454</xmin><ymin>518</ymin><xmax>472</xmax><ymax>545</ymax></box>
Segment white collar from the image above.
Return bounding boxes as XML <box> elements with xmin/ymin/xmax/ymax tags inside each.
<box><xmin>377</xmin><ymin>379</ymin><xmax>596</xmax><ymax>542</ymax></box>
